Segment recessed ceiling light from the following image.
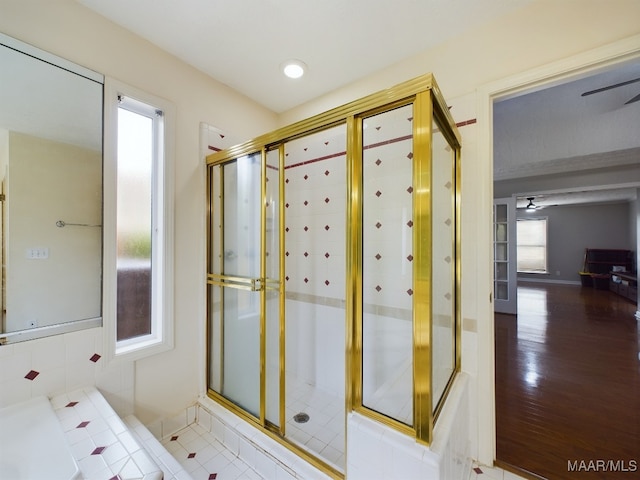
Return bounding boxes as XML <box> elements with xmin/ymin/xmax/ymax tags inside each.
<box><xmin>282</xmin><ymin>59</ymin><xmax>307</xmax><ymax>79</ymax></box>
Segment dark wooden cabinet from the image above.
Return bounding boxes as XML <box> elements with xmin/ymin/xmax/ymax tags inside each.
<box><xmin>581</xmin><ymin>249</ymin><xmax>636</xmax><ymax>300</ymax></box>
<box><xmin>582</xmin><ymin>248</ymin><xmax>633</xmax><ymax>274</ymax></box>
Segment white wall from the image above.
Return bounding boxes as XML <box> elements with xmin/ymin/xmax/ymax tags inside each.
<box><xmin>517</xmin><ymin>203</ymin><xmax>632</xmax><ymax>283</ymax></box>
<box><xmin>0</xmin><ymin>0</ymin><xmax>277</xmax><ymax>424</ymax></box>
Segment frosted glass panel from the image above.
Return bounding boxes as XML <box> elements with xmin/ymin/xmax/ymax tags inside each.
<box><xmin>221</xmin><ymin>155</ymin><xmax>261</xmax><ymax>416</ymax></box>
<box><xmin>116</xmin><ymin>107</ymin><xmax>152</xmax><ymax>341</ymax></box>
<box><xmin>362</xmin><ymin>104</ymin><xmax>413</xmax><ymax>425</ymax></box>
<box><xmin>223</xmin><ymin>288</ymin><xmax>260</xmax><ymax>416</ymax></box>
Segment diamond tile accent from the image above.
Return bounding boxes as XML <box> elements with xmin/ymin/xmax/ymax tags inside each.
<box><xmin>304</xmin><ymin>278</ymin><xmax>309</xmax><ymax>283</ymax></box>
<box><xmin>407</xmin><ymin>254</ymin><xmax>414</xmax><ymax>262</ymax></box>
<box><xmin>188</xmin><ymin>453</ymin><xmax>196</xmax><ymax>459</ymax></box>
<box><xmin>407</xmin><ymin>152</ymin><xmax>414</xmax><ymax>159</ymax></box>
<box><xmin>77</xmin><ymin>421</ymin><xmax>90</xmax><ymax>428</ymax></box>
<box><xmin>66</xmin><ymin>402</ymin><xmax>79</xmax><ymax>408</ymax></box>
<box><xmin>375</xmin><ymin>190</ymin><xmax>382</xmax><ymax>197</ymax></box>
<box><xmin>209</xmin><ymin>474</ymin><xmax>218</xmax><ymax>480</ymax></box>
<box><xmin>375</xmin><ymin>285</ymin><xmax>382</xmax><ymax>292</ymax></box>
<box><xmin>473</xmin><ymin>467</ymin><xmax>483</xmax><ymax>474</ymax></box>
<box><xmin>375</xmin><ymin>159</ymin><xmax>382</xmax><ymax>166</ymax></box>
<box><xmin>304</xmin><ymin>174</ymin><xmax>308</xmax><ymax>180</ymax></box>
<box><xmin>324</xmin><ymin>225</ymin><xmax>330</xmax><ymax>231</ymax></box>
<box><xmin>325</xmin><ymin>280</ymin><xmax>330</xmax><ymax>286</ymax></box>
<box><xmin>407</xmin><ymin>186</ymin><xmax>413</xmax><ymax>193</ymax></box>
<box><xmin>325</xmin><ymin>252</ymin><xmax>330</xmax><ymax>258</ymax></box>
<box><xmin>91</xmin><ymin>446</ymin><xmax>106</xmax><ymax>455</ymax></box>
<box><xmin>24</xmin><ymin>370</ymin><xmax>39</xmax><ymax>381</ymax></box>
<box><xmin>171</xmin><ymin>435</ymin><xmax>179</xmax><ymax>441</ymax></box>
<box><xmin>324</xmin><ymin>170</ymin><xmax>330</xmax><ymax>176</ymax></box>
<box><xmin>407</xmin><ymin>289</ymin><xmax>414</xmax><ymax>296</ymax></box>
<box><xmin>304</xmin><ymin>200</ymin><xmax>308</xmax><ymax>206</ymax></box>
<box><xmin>109</xmin><ymin>475</ymin><xmax>122</xmax><ymax>480</ymax></box>
<box><xmin>89</xmin><ymin>353</ymin><xmax>101</xmax><ymax>363</ymax></box>
<box><xmin>325</xmin><ymin>197</ymin><xmax>330</xmax><ymax>203</ymax></box>
<box><xmin>375</xmin><ymin>222</ymin><xmax>382</xmax><ymax>229</ymax></box>
<box><xmin>304</xmin><ymin>226</ymin><xmax>309</xmax><ymax>231</ymax></box>
<box><xmin>407</xmin><ymin>220</ymin><xmax>413</xmax><ymax>227</ymax></box>
<box><xmin>304</xmin><ymin>252</ymin><xmax>309</xmax><ymax>257</ymax></box>
<box><xmin>375</xmin><ymin>253</ymin><xmax>382</xmax><ymax>260</ymax></box>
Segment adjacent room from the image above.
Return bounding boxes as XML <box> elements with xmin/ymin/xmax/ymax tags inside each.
<box><xmin>493</xmin><ymin>61</ymin><xmax>640</xmax><ymax>479</ymax></box>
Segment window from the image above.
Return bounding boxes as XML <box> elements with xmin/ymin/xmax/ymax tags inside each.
<box><xmin>517</xmin><ymin>217</ymin><xmax>548</xmax><ymax>273</ymax></box>
<box><xmin>104</xmin><ymin>80</ymin><xmax>174</xmax><ymax>360</ymax></box>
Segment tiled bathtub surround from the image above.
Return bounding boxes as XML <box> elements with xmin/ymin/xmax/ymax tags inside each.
<box><xmin>51</xmin><ymin>386</ymin><xmax>163</xmax><ymax>480</ymax></box>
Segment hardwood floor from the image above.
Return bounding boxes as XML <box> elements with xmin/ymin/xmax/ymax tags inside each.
<box><xmin>495</xmin><ymin>282</ymin><xmax>640</xmax><ymax>480</ymax></box>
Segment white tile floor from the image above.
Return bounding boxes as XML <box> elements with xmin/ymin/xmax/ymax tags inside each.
<box><xmin>163</xmin><ymin>420</ymin><xmax>529</xmax><ymax>480</ymax></box>
<box><xmin>468</xmin><ymin>462</ymin><xmax>528</xmax><ymax>480</ymax></box>
<box><xmin>162</xmin><ymin>422</ymin><xmax>264</xmax><ymax>480</ymax></box>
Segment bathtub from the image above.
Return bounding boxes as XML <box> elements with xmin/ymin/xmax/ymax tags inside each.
<box><xmin>0</xmin><ymin>395</ymin><xmax>80</xmax><ymax>480</ymax></box>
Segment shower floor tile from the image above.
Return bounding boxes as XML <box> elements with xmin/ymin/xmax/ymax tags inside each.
<box><xmin>285</xmin><ymin>376</ymin><xmax>346</xmax><ymax>472</ymax></box>
<box><xmin>162</xmin><ymin>425</ymin><xmax>264</xmax><ymax>480</ymax></box>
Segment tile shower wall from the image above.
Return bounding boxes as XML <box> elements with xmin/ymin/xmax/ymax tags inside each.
<box><xmin>284</xmin><ymin>126</ymin><xmax>347</xmax><ymax>395</ymax></box>
<box><xmin>0</xmin><ymin>327</ymin><xmax>134</xmax><ymax>416</ymax></box>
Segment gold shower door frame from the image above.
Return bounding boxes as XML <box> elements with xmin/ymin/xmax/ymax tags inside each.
<box><xmin>206</xmin><ymin>74</ymin><xmax>462</xmax><ymax>477</ymax></box>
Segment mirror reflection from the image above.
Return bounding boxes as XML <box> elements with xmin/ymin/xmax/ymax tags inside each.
<box><xmin>0</xmin><ymin>33</ymin><xmax>103</xmax><ymax>342</ymax></box>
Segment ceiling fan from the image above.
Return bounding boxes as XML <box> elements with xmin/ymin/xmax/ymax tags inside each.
<box><xmin>581</xmin><ymin>77</ymin><xmax>640</xmax><ymax>105</ymax></box>
<box><xmin>517</xmin><ymin>196</ymin><xmax>558</xmax><ymax>211</ymax></box>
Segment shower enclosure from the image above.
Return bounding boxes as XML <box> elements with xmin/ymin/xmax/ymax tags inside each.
<box><xmin>206</xmin><ymin>74</ymin><xmax>461</xmax><ymax>478</ymax></box>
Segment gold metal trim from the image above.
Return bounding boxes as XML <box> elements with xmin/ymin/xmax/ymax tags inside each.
<box><xmin>413</xmin><ymin>91</ymin><xmax>433</xmax><ymax>444</ymax></box>
<box><xmin>278</xmin><ymin>143</ymin><xmax>286</xmax><ymax>437</ymax></box>
<box><xmin>260</xmin><ymin>148</ymin><xmax>267</xmax><ymax>426</ymax></box>
<box><xmin>206</xmin><ymin>74</ymin><xmax>449</xmax><ymax>166</ymax></box>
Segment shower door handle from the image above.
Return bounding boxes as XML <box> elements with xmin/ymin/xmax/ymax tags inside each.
<box><xmin>207</xmin><ymin>273</ymin><xmax>262</xmax><ymax>291</ymax></box>
<box><xmin>207</xmin><ymin>273</ymin><xmax>280</xmax><ymax>291</ymax></box>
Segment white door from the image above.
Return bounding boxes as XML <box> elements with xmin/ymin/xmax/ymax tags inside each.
<box><xmin>493</xmin><ymin>197</ymin><xmax>517</xmax><ymax>314</ymax></box>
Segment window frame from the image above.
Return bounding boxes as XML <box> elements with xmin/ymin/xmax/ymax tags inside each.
<box><xmin>103</xmin><ymin>78</ymin><xmax>175</xmax><ymax>362</ymax></box>
<box><xmin>516</xmin><ymin>216</ymin><xmax>549</xmax><ymax>274</ymax></box>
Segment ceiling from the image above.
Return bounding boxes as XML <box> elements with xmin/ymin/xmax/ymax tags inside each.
<box><xmin>494</xmin><ymin>59</ymin><xmax>640</xmax><ymax>210</ymax></box>
<box><xmin>77</xmin><ymin>0</ymin><xmax>533</xmax><ymax>113</ymax></box>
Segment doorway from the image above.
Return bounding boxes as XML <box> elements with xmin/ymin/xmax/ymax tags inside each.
<box><xmin>491</xmin><ymin>54</ymin><xmax>640</xmax><ymax>478</ymax></box>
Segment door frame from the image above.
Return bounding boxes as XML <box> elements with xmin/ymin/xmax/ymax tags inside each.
<box><xmin>476</xmin><ymin>33</ymin><xmax>640</xmax><ymax>466</ymax></box>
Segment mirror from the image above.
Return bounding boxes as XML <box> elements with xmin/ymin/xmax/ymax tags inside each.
<box><xmin>0</xmin><ymin>32</ymin><xmax>104</xmax><ymax>343</ymax></box>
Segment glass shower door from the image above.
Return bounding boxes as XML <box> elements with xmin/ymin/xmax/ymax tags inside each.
<box><xmin>209</xmin><ymin>153</ymin><xmax>262</xmax><ymax>417</ymax></box>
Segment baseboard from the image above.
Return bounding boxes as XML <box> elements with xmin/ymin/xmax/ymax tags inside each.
<box><xmin>518</xmin><ymin>277</ymin><xmax>581</xmax><ymax>286</ymax></box>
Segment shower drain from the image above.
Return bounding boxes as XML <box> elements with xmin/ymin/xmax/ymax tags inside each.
<box><xmin>293</xmin><ymin>412</ymin><xmax>310</xmax><ymax>424</ymax></box>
